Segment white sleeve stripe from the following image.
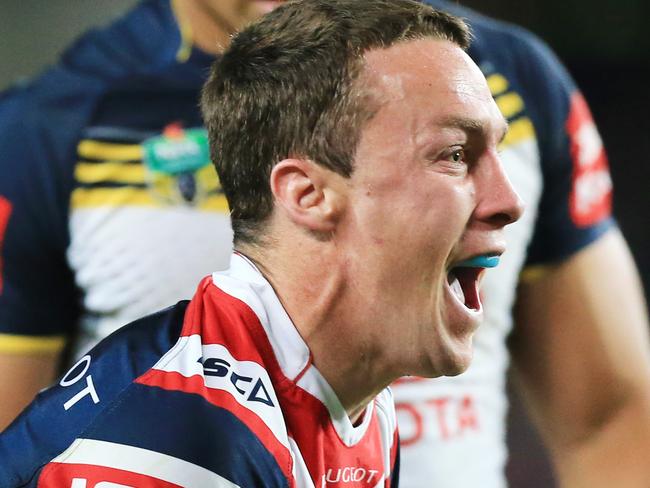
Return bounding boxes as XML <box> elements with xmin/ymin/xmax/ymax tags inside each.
<box><xmin>51</xmin><ymin>438</ymin><xmax>241</xmax><ymax>488</ymax></box>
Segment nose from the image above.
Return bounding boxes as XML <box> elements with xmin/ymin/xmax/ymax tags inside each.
<box><xmin>474</xmin><ymin>154</ymin><xmax>525</xmax><ymax>228</ymax></box>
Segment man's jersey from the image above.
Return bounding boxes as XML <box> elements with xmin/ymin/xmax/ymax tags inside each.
<box><xmin>0</xmin><ymin>0</ymin><xmax>232</xmax><ymax>357</ymax></box>
<box><xmin>391</xmin><ymin>2</ymin><xmax>614</xmax><ymax>487</ymax></box>
<box><xmin>0</xmin><ymin>254</ymin><xmax>399</xmax><ymax>487</ymax></box>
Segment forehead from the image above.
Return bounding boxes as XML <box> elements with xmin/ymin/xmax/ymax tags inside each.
<box><xmin>361</xmin><ymin>38</ymin><xmax>504</xmax><ymax>133</ymax></box>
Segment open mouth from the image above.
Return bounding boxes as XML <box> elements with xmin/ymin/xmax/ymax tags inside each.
<box><xmin>446</xmin><ymin>254</ymin><xmax>499</xmax><ymax>311</ymax></box>
<box><xmin>447</xmin><ymin>267</ymin><xmax>483</xmax><ymax>311</ymax></box>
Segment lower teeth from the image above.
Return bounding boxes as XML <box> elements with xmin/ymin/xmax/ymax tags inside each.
<box><xmin>449</xmin><ymin>275</ymin><xmax>465</xmax><ymax>304</ymax></box>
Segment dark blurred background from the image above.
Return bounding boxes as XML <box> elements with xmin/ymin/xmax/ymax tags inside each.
<box><xmin>1</xmin><ymin>1</ymin><xmax>648</xmax><ymax>486</ymax></box>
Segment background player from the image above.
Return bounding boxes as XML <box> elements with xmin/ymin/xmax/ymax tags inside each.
<box><xmin>0</xmin><ymin>1</ymin><xmax>515</xmax><ymax>484</ymax></box>
<box><xmin>1</xmin><ymin>0</ymin><xmax>649</xmax><ymax>487</ymax></box>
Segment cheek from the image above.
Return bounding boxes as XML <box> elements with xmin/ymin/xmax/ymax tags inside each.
<box><xmin>350</xmin><ymin>175</ymin><xmax>474</xmax><ymax>247</ymax></box>
<box><xmin>411</xmin><ymin>185</ymin><xmax>472</xmax><ymax>233</ymax></box>
<box><xmin>437</xmin><ymin>182</ymin><xmax>475</xmax><ymax>220</ymax></box>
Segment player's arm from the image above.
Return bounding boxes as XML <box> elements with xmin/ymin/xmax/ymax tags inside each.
<box><xmin>504</xmin><ymin>24</ymin><xmax>650</xmax><ymax>486</ymax></box>
<box><xmin>511</xmin><ymin>228</ymin><xmax>650</xmax><ymax>487</ymax></box>
<box><xmin>0</xmin><ymin>92</ymin><xmax>79</xmax><ymax>431</ymax></box>
<box><xmin>0</xmin><ymin>339</ymin><xmax>64</xmax><ymax>431</ymax></box>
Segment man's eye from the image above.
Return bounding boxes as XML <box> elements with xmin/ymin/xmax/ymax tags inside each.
<box><xmin>449</xmin><ymin>148</ymin><xmax>465</xmax><ymax>163</ymax></box>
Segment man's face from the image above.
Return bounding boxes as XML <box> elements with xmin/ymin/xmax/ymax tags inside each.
<box><xmin>340</xmin><ymin>38</ymin><xmax>523</xmax><ymax>378</ymax></box>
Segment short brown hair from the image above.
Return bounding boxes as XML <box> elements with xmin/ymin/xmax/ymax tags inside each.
<box><xmin>201</xmin><ymin>0</ymin><xmax>470</xmax><ymax>244</ymax></box>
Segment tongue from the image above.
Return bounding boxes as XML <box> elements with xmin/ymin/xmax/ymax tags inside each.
<box><xmin>456</xmin><ymin>268</ymin><xmax>481</xmax><ymax>310</ymax></box>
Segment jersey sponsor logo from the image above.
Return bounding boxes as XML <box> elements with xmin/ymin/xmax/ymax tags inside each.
<box><xmin>566</xmin><ymin>92</ymin><xmax>612</xmax><ymax>227</ymax></box>
<box><xmin>0</xmin><ymin>195</ymin><xmax>12</xmax><ymax>294</ymax></box>
<box><xmin>60</xmin><ymin>355</ymin><xmax>100</xmax><ymax>411</ymax></box>
<box><xmin>320</xmin><ymin>466</ymin><xmax>381</xmax><ymax>486</ymax></box>
<box><xmin>199</xmin><ymin>356</ymin><xmax>275</xmax><ymax>407</ymax></box>
<box><xmin>395</xmin><ymin>394</ymin><xmax>480</xmax><ymax>445</ymax></box>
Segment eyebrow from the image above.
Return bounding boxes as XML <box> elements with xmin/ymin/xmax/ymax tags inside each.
<box><xmin>436</xmin><ymin>115</ymin><xmax>509</xmax><ymax>143</ymax></box>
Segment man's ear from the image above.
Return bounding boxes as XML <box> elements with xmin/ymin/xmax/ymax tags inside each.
<box><xmin>270</xmin><ymin>158</ymin><xmax>346</xmax><ymax>233</ymax></box>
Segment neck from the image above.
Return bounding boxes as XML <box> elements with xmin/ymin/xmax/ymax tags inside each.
<box><xmin>173</xmin><ymin>0</ymin><xmax>253</xmax><ymax>55</ymax></box>
<box><xmin>239</xmin><ymin>238</ymin><xmax>395</xmax><ymax>422</ymax></box>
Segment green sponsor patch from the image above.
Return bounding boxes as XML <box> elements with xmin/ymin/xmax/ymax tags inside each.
<box><xmin>143</xmin><ymin>128</ymin><xmax>210</xmax><ymax>175</ymax></box>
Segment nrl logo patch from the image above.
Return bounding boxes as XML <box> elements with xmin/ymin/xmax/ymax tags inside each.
<box><xmin>143</xmin><ymin>123</ymin><xmax>217</xmax><ymax>205</ymax></box>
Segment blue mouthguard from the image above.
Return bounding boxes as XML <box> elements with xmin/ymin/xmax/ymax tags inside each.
<box><xmin>456</xmin><ymin>255</ymin><xmax>500</xmax><ymax>268</ymax></box>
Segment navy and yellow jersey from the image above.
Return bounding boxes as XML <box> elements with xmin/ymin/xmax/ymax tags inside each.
<box><xmin>393</xmin><ymin>2</ymin><xmax>615</xmax><ymax>487</ymax></box>
<box><xmin>0</xmin><ymin>0</ymin><xmax>232</xmax><ymax>357</ymax></box>
<box><xmin>0</xmin><ymin>254</ymin><xmax>399</xmax><ymax>488</ymax></box>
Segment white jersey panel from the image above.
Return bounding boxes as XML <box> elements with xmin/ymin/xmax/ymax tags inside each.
<box><xmin>68</xmin><ymin>206</ymin><xmax>232</xmax><ymax>356</ymax></box>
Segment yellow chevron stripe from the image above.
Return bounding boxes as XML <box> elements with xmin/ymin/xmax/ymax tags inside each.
<box><xmin>78</xmin><ymin>140</ymin><xmax>143</xmax><ymax>161</ymax></box>
<box><xmin>75</xmin><ymin>162</ymin><xmax>146</xmax><ymax>184</ymax></box>
<box><xmin>196</xmin><ymin>164</ymin><xmax>220</xmax><ymax>186</ymax></box>
<box><xmin>496</xmin><ymin>92</ymin><xmax>525</xmax><ymax>119</ymax></box>
<box><xmin>71</xmin><ymin>187</ymin><xmax>229</xmax><ymax>212</ymax></box>
<box><xmin>200</xmin><ymin>194</ymin><xmax>230</xmax><ymax>212</ymax></box>
<box><xmin>71</xmin><ymin>187</ymin><xmax>159</xmax><ymax>208</ymax></box>
<box><xmin>487</xmin><ymin>74</ymin><xmax>509</xmax><ymax>96</ymax></box>
<box><xmin>501</xmin><ymin>117</ymin><xmax>535</xmax><ymax>148</ymax></box>
<box><xmin>0</xmin><ymin>333</ymin><xmax>66</xmax><ymax>354</ymax></box>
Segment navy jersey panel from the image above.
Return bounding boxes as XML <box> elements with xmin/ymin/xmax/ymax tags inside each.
<box><xmin>0</xmin><ymin>0</ymin><xmax>212</xmax><ymax>338</ymax></box>
<box><xmin>0</xmin><ymin>301</ymin><xmax>187</xmax><ymax>486</ymax></box>
<box><xmin>83</xmin><ymin>385</ymin><xmax>289</xmax><ymax>488</ymax></box>
<box><xmin>426</xmin><ymin>0</ymin><xmax>615</xmax><ymax>265</ymax></box>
